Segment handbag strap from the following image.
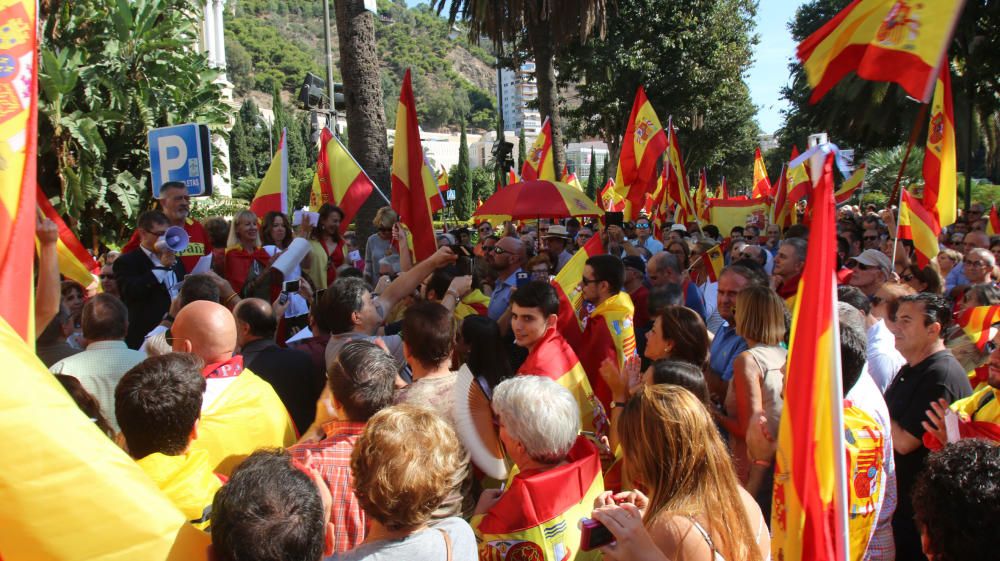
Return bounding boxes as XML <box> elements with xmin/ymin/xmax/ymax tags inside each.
<box><xmin>436</xmin><ymin>528</ymin><xmax>453</xmax><ymax>561</ymax></box>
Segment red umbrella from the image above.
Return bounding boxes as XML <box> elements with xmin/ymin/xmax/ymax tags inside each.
<box><xmin>472</xmin><ymin>180</ymin><xmax>604</xmax><ymax>221</ymax></box>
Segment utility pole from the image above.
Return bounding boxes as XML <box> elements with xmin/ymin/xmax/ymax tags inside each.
<box><xmin>322</xmin><ymin>0</ymin><xmax>338</xmax><ymax>135</ymax></box>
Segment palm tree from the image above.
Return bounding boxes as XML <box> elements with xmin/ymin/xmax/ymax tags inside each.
<box><xmin>334</xmin><ymin>0</ymin><xmax>390</xmax><ymax>244</ymax></box>
<box><xmin>436</xmin><ymin>0</ymin><xmax>609</xmax><ymax>176</ymax></box>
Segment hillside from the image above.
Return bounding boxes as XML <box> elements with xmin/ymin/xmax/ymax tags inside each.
<box><xmin>224</xmin><ymin>0</ymin><xmax>498</xmax><ymax>131</ymax></box>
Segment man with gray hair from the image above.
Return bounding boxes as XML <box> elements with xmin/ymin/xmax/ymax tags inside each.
<box><xmin>773</xmin><ymin>237</ymin><xmax>807</xmax><ymax>310</ymax></box>
<box><xmin>470</xmin><ymin>375</ymin><xmax>604</xmax><ymax>558</ymax></box>
<box><xmin>646</xmin><ymin>251</ymin><xmax>707</xmax><ymax>320</ymax></box>
<box><xmin>962</xmin><ymin>247</ymin><xmax>996</xmax><ymax>286</ymax></box>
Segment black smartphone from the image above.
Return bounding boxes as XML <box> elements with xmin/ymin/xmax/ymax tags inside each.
<box><xmin>605</xmin><ymin>211</ymin><xmax>624</xmax><ymax>229</ymax></box>
<box><xmin>579</xmin><ymin>517</ymin><xmax>615</xmax><ymax>551</ymax></box>
<box><xmin>515</xmin><ymin>271</ymin><xmax>530</xmax><ymax>288</ymax></box>
<box><xmin>282</xmin><ymin>279</ymin><xmax>300</xmax><ymax>293</ymax></box>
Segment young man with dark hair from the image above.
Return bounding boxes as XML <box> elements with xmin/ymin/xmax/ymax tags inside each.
<box><xmin>235</xmin><ymin>298</ymin><xmax>322</xmax><ymax>434</ymax></box>
<box><xmin>575</xmin><ymin>254</ymin><xmax>636</xmax><ymax>410</ymax></box>
<box><xmin>115</xmin><ymin>352</ymin><xmax>220</xmax><ymax>531</ymax></box>
<box><xmin>510</xmin><ymin>281</ymin><xmax>607</xmax><ymax>437</ymax></box>
<box><xmin>289</xmin><ymin>340</ymin><xmax>397</xmax><ymax>554</ymax></box>
<box><xmin>50</xmin><ymin>293</ymin><xmax>145</xmax><ymax>431</ymax></box>
<box><xmin>884</xmin><ymin>293</ymin><xmax>972</xmax><ymax>560</ymax></box>
<box><xmin>212</xmin><ymin>448</ymin><xmax>334</xmax><ymax>561</ymax></box>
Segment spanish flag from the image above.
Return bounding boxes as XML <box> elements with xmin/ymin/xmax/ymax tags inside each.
<box><xmin>472</xmin><ymin>437</ymin><xmax>604</xmax><ymax>561</ymax></box>
<box><xmin>0</xmin><ymin>0</ymin><xmax>38</xmax><ymax>344</ymax></box>
<box><xmin>250</xmin><ymin>128</ymin><xmax>288</xmax><ymax>218</ymax></box>
<box><xmin>695</xmin><ymin>169</ymin><xmax>711</xmax><ymax>222</ymax></box>
<box><xmin>552</xmin><ymin>233</ymin><xmax>605</xmax><ymax>339</ymax></box>
<box><xmin>957</xmin><ymin>305</ymin><xmax>1000</xmax><ymax>352</ymax></box>
<box><xmin>0</xmin><ymin>317</ymin><xmax>211</xmax><ymax>559</ymax></box>
<box><xmin>987</xmin><ymin>204</ymin><xmax>1000</xmax><ymax>236</ymax></box>
<box><xmin>786</xmin><ymin>146</ymin><xmax>812</xmax><ymax>204</ymax></box>
<box><xmin>430</xmin><ymin>165</ymin><xmax>449</xmax><ymax>213</ymax></box>
<box><xmin>797</xmin><ymin>0</ymin><xmax>966</xmax><ymax>104</ymax></box>
<box><xmin>704</xmin><ymin>244</ymin><xmax>726</xmax><ymax>283</ymax></box>
<box><xmin>771</xmin><ymin>153</ymin><xmax>849</xmax><ymax>561</ymax></box>
<box><xmin>834</xmin><ymin>164</ymin><xmax>866</xmax><ymax>204</ymax></box>
<box><xmin>561</xmin><ymin>166</ymin><xmax>582</xmax><ymax>190</ymax></box>
<box><xmin>37</xmin><ymin>188</ymin><xmax>100</xmax><ymax>289</ymax></box>
<box><xmin>521</xmin><ymin>117</ymin><xmax>556</xmax><ymax>182</ymax></box>
<box><xmin>664</xmin><ymin>118</ymin><xmax>696</xmax><ymax>224</ymax></box>
<box><xmin>752</xmin><ymin>146</ymin><xmax>772</xmax><ymax>199</ymax></box>
<box><xmin>311</xmin><ymin>128</ymin><xmax>377</xmax><ymax>233</ymax></box>
<box><xmin>615</xmin><ymin>86</ymin><xmax>667</xmax><ymax>220</ymax></box>
<box><xmin>717</xmin><ymin>176</ymin><xmax>730</xmax><ymax>199</ymax></box>
<box><xmin>578</xmin><ymin>291</ymin><xmax>637</xmax><ymax>419</ymax></box>
<box><xmin>391</xmin><ymin>69</ymin><xmax>437</xmax><ymax>262</ymax></box>
<box><xmin>922</xmin><ymin>62</ymin><xmax>957</xmax><ymax>228</ymax></box>
<box><xmin>455</xmin><ymin>288</ymin><xmax>490</xmax><ymax>321</ymax></box>
<box><xmin>507</xmin><ymin>167</ymin><xmax>519</xmax><ymax>186</ymax></box>
<box><xmin>771</xmin><ymin>164</ymin><xmax>792</xmax><ymax>227</ymax></box>
<box><xmin>708</xmin><ymin>197</ymin><xmax>770</xmax><ymax>238</ymax></box>
<box><xmin>898</xmin><ymin>189</ymin><xmax>941</xmax><ymax>267</ymax></box>
<box><xmin>598</xmin><ymin>178</ymin><xmax>624</xmax><ymax>212</ymax></box>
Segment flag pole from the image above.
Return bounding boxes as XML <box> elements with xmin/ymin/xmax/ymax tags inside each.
<box><xmin>888</xmin><ymin>103</ymin><xmax>929</xmax><ymax>270</ymax></box>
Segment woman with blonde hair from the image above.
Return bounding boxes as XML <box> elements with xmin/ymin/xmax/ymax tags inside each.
<box><xmin>715</xmin><ymin>285</ymin><xmax>786</xmax><ymax>504</ymax></box>
<box><xmin>592</xmin><ymin>385</ymin><xmax>767</xmax><ymax>561</ymax></box>
<box><xmin>364</xmin><ymin>206</ymin><xmax>397</xmax><ymax>284</ymax></box>
<box><xmin>224</xmin><ymin>209</ymin><xmax>272</xmax><ymax>297</ymax></box>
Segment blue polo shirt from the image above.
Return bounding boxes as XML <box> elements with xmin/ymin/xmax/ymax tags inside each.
<box><xmin>709</xmin><ymin>322</ymin><xmax>748</xmax><ymax>382</ymax></box>
<box><xmin>488</xmin><ymin>268</ymin><xmax>521</xmax><ymax>321</ymax></box>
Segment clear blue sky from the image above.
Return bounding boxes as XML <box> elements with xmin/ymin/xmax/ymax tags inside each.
<box><xmin>407</xmin><ymin>0</ymin><xmax>808</xmax><ymax>135</ymax></box>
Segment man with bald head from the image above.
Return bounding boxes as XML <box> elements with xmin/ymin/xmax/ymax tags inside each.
<box><xmin>234</xmin><ymin>298</ymin><xmax>322</xmax><ymax>434</ymax></box>
<box><xmin>487</xmin><ymin>236</ymin><xmax>526</xmax><ymax>321</ymax></box>
<box><xmin>171</xmin><ymin>300</ymin><xmax>297</xmax><ymax>475</ymax></box>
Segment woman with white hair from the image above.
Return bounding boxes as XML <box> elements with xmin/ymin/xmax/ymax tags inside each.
<box><xmin>471</xmin><ymin>375</ymin><xmax>605</xmax><ymax>561</ymax></box>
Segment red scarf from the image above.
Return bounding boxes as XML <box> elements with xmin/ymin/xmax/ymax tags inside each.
<box><xmin>202</xmin><ymin>356</ymin><xmax>244</xmax><ymax>379</ymax></box>
<box><xmin>322</xmin><ymin>238</ymin><xmax>345</xmax><ymax>285</ymax></box>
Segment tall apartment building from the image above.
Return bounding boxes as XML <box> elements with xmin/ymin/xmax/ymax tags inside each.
<box><xmin>498</xmin><ymin>61</ymin><xmax>542</xmax><ymax>136</ymax></box>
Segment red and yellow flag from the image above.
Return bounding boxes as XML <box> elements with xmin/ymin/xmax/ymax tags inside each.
<box><xmin>695</xmin><ymin>169</ymin><xmax>710</xmax><ymax>222</ymax></box>
<box><xmin>771</xmin><ymin>153</ymin><xmax>848</xmax><ymax>561</ymax></box>
<box><xmin>552</xmin><ymin>233</ymin><xmax>605</xmax><ymax>339</ymax></box>
<box><xmin>562</xmin><ymin>166</ymin><xmax>583</xmax><ymax>190</ymax></box>
<box><xmin>834</xmin><ymin>164</ymin><xmax>866</xmax><ymax>204</ymax></box>
<box><xmin>37</xmin><ymin>188</ymin><xmax>100</xmax><ymax>289</ymax></box>
<box><xmin>752</xmin><ymin>147</ymin><xmax>771</xmax><ymax>199</ymax></box>
<box><xmin>797</xmin><ymin>0</ymin><xmax>966</xmax><ymax>103</ymax></box>
<box><xmin>0</xmin><ymin>0</ymin><xmax>38</xmax><ymax>344</ymax></box>
<box><xmin>898</xmin><ymin>188</ymin><xmax>942</xmax><ymax>267</ymax></box>
<box><xmin>717</xmin><ymin>176</ymin><xmax>730</xmax><ymax>199</ymax></box>
<box><xmin>311</xmin><ymin>129</ymin><xmax>377</xmax><ymax>233</ymax></box>
<box><xmin>987</xmin><ymin>204</ymin><xmax>1000</xmax><ymax>236</ymax></box>
<box><xmin>521</xmin><ymin>117</ymin><xmax>556</xmax><ymax>182</ymax></box>
<box><xmin>771</xmin><ymin>164</ymin><xmax>792</xmax><ymax>228</ymax></box>
<box><xmin>250</xmin><ymin>128</ymin><xmax>288</xmax><ymax>218</ymax></box>
<box><xmin>704</xmin><ymin>244</ymin><xmax>725</xmax><ymax>283</ymax></box>
<box><xmin>598</xmin><ymin>178</ymin><xmax>624</xmax><ymax>212</ymax></box>
<box><xmin>430</xmin><ymin>165</ymin><xmax>449</xmax><ymax>213</ymax></box>
<box><xmin>615</xmin><ymin>86</ymin><xmax>668</xmax><ymax>221</ymax></box>
<box><xmin>708</xmin><ymin>197</ymin><xmax>769</xmax><ymax>238</ymax></box>
<box><xmin>786</xmin><ymin>147</ymin><xmax>812</xmax><ymax>204</ymax></box>
<box><xmin>664</xmin><ymin>118</ymin><xmax>696</xmax><ymax>224</ymax></box>
<box><xmin>391</xmin><ymin>69</ymin><xmax>437</xmax><ymax>262</ymax></box>
<box><xmin>957</xmin><ymin>305</ymin><xmax>1000</xmax><ymax>352</ymax></box>
<box><xmin>922</xmin><ymin>62</ymin><xmax>957</xmax><ymax>228</ymax></box>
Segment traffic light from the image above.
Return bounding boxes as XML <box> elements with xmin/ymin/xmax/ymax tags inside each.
<box><xmin>333</xmin><ymin>83</ymin><xmax>345</xmax><ymax>111</ymax></box>
<box><xmin>299</xmin><ymin>73</ymin><xmax>325</xmax><ymax>109</ymax></box>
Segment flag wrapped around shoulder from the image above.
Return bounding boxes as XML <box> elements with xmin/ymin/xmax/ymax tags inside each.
<box><xmin>615</xmin><ymin>86</ymin><xmax>667</xmax><ymax>220</ymax></box>
<box><xmin>0</xmin><ymin>317</ymin><xmax>212</xmax><ymax>559</ymax></box>
<box><xmin>922</xmin><ymin>62</ymin><xmax>957</xmax><ymax>228</ymax></box>
<box><xmin>957</xmin><ymin>305</ymin><xmax>1000</xmax><ymax>352</ymax></box>
<box><xmin>988</xmin><ymin>204</ymin><xmax>1000</xmax><ymax>236</ymax></box>
<box><xmin>0</xmin><ymin>0</ymin><xmax>38</xmax><ymax>343</ymax></box>
<box><xmin>391</xmin><ymin>69</ymin><xmax>437</xmax><ymax>262</ymax></box>
<box><xmin>250</xmin><ymin>128</ymin><xmax>288</xmax><ymax>218</ymax></box>
<box><xmin>311</xmin><ymin>129</ymin><xmax>376</xmax><ymax>232</ymax></box>
<box><xmin>796</xmin><ymin>0</ymin><xmax>966</xmax><ymax>103</ymax></box>
<box><xmin>834</xmin><ymin>164</ymin><xmax>866</xmax><ymax>204</ymax></box>
<box><xmin>898</xmin><ymin>189</ymin><xmax>941</xmax><ymax>267</ymax></box>
<box><xmin>552</xmin><ymin>234</ymin><xmax>605</xmax><ymax>343</ymax></box>
<box><xmin>771</xmin><ymin>153</ymin><xmax>848</xmax><ymax>561</ymax></box>
<box><xmin>752</xmin><ymin>147</ymin><xmax>772</xmax><ymax>199</ymax></box>
<box><xmin>521</xmin><ymin>117</ymin><xmax>556</xmax><ymax>182</ymax></box>
<box><xmin>37</xmin><ymin>188</ymin><xmax>100</xmax><ymax>289</ymax></box>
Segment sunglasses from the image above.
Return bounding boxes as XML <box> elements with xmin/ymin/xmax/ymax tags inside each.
<box><xmin>99</xmin><ymin>274</ymin><xmax>115</xmax><ymax>280</ymax></box>
<box><xmin>579</xmin><ymin>277</ymin><xmax>601</xmax><ymax>286</ymax></box>
<box><xmin>635</xmin><ymin>223</ymin><xmax>651</xmax><ymax>229</ymax></box>
<box><xmin>849</xmin><ymin>262</ymin><xmax>876</xmax><ymax>271</ymax></box>
<box><xmin>863</xmin><ymin>236</ymin><xmax>879</xmax><ymax>242</ymax></box>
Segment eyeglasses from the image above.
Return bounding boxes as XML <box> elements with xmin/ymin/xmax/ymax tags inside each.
<box><xmin>478</xmin><ymin>226</ymin><xmax>492</xmax><ymax>232</ymax></box>
<box><xmin>490</xmin><ymin>246</ymin><xmax>510</xmax><ymax>255</ymax></box>
<box><xmin>967</xmin><ymin>260</ymin><xmax>988</xmax><ymax>268</ymax></box>
<box><xmin>863</xmin><ymin>236</ymin><xmax>879</xmax><ymax>242</ymax></box>
<box><xmin>901</xmin><ymin>273</ymin><xmax>914</xmax><ymax>281</ymax></box>
<box><xmin>164</xmin><ymin>331</ymin><xmax>190</xmax><ymax>347</ymax></box>
<box><xmin>580</xmin><ymin>277</ymin><xmax>601</xmax><ymax>286</ymax></box>
<box><xmin>849</xmin><ymin>262</ymin><xmax>875</xmax><ymax>271</ymax></box>
<box><xmin>635</xmin><ymin>223</ymin><xmax>651</xmax><ymax>229</ymax></box>
<box><xmin>99</xmin><ymin>274</ymin><xmax>115</xmax><ymax>280</ymax></box>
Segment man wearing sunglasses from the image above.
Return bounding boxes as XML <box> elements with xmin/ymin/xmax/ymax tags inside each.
<box><xmin>630</xmin><ymin>217</ymin><xmax>663</xmax><ymax>255</ymax></box>
<box><xmin>486</xmin><ymin>237</ymin><xmax>526</xmax><ymax>322</ymax></box>
<box><xmin>848</xmin><ymin>249</ymin><xmax>893</xmax><ymax>298</ymax></box>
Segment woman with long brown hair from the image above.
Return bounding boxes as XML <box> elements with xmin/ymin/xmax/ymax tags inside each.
<box><xmin>591</xmin><ymin>385</ymin><xmax>768</xmax><ymax>561</ymax></box>
<box><xmin>303</xmin><ymin>203</ymin><xmax>348</xmax><ymax>290</ymax></box>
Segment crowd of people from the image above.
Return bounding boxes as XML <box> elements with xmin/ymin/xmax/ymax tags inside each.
<box><xmin>32</xmin><ymin>180</ymin><xmax>1000</xmax><ymax>561</ymax></box>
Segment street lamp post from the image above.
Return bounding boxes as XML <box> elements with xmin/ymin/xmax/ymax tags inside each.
<box><xmin>322</xmin><ymin>0</ymin><xmax>338</xmax><ymax>135</ymax></box>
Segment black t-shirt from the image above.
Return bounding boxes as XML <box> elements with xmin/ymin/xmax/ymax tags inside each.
<box><xmin>885</xmin><ymin>350</ymin><xmax>972</xmax><ymax>496</ymax></box>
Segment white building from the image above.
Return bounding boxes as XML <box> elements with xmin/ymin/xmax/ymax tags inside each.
<box><xmin>198</xmin><ymin>0</ymin><xmax>234</xmax><ymax>196</ymax></box>
<box><xmin>499</xmin><ymin>62</ymin><xmax>541</xmax><ymax>136</ymax></box>
<box><xmin>565</xmin><ymin>141</ymin><xmax>609</xmax><ymax>183</ymax></box>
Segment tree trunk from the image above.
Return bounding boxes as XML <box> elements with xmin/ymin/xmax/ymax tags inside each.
<box><xmin>334</xmin><ymin>0</ymin><xmax>389</xmax><ymax>248</ymax></box>
<box><xmin>526</xmin><ymin>19</ymin><xmax>565</xmax><ymax>179</ymax></box>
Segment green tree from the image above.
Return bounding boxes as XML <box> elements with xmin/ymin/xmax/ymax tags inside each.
<box><xmin>229</xmin><ymin>111</ymin><xmax>254</xmax><ymax>180</ymax></box>
<box><xmin>38</xmin><ymin>0</ymin><xmax>230</xmax><ymax>246</ymax></box>
<box><xmin>586</xmin><ymin>148</ymin><xmax>598</xmax><ymax>200</ymax></box>
<box><xmin>556</xmin><ymin>0</ymin><xmax>760</xmax><ymax>188</ymax></box>
<box><xmin>439</xmin><ymin>0</ymin><xmax>610</xmax><ymax>176</ymax></box>
<box><xmin>518</xmin><ymin>127</ymin><xmax>527</xmax><ymax>171</ymax></box>
<box><xmin>453</xmin><ymin>121</ymin><xmax>473</xmax><ymax>219</ymax></box>
<box><xmin>471</xmin><ymin>166</ymin><xmax>495</xmax><ymax>204</ymax></box>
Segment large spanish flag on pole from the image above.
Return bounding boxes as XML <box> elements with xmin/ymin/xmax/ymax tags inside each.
<box><xmin>664</xmin><ymin>118</ymin><xmax>696</xmax><ymax>224</ymax></box>
<box><xmin>391</xmin><ymin>69</ymin><xmax>437</xmax><ymax>262</ymax></box>
<box><xmin>312</xmin><ymin>130</ymin><xmax>377</xmax><ymax>232</ymax></box>
<box><xmin>797</xmin><ymin>0</ymin><xmax>967</xmax><ymax>104</ymax></box>
<box><xmin>898</xmin><ymin>188</ymin><xmax>942</xmax><ymax>268</ymax></box>
<box><xmin>37</xmin><ymin>188</ymin><xmax>100</xmax><ymax>289</ymax></box>
<box><xmin>771</xmin><ymin>153</ymin><xmax>849</xmax><ymax>561</ymax></box>
<box><xmin>520</xmin><ymin>117</ymin><xmax>556</xmax><ymax>182</ymax></box>
<box><xmin>615</xmin><ymin>86</ymin><xmax>667</xmax><ymax>221</ymax></box>
<box><xmin>0</xmin><ymin>0</ymin><xmax>38</xmax><ymax>343</ymax></box>
<box><xmin>922</xmin><ymin>62</ymin><xmax>957</xmax><ymax>228</ymax></box>
<box><xmin>752</xmin><ymin>147</ymin><xmax>772</xmax><ymax>199</ymax></box>
<box><xmin>250</xmin><ymin>128</ymin><xmax>288</xmax><ymax>218</ymax></box>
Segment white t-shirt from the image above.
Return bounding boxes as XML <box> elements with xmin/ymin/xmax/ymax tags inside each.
<box><xmin>329</xmin><ymin>517</ymin><xmax>476</xmax><ymax>561</ymax></box>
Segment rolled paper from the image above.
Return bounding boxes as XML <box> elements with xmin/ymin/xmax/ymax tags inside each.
<box><xmin>271</xmin><ymin>237</ymin><xmax>310</xmax><ymax>277</ymax></box>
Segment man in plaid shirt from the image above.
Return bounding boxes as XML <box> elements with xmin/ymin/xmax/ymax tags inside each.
<box><xmin>288</xmin><ymin>340</ymin><xmax>397</xmax><ymax>554</ymax></box>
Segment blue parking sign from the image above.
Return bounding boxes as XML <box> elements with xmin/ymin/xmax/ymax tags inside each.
<box><xmin>148</xmin><ymin>124</ymin><xmax>214</xmax><ymax>197</ymax></box>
